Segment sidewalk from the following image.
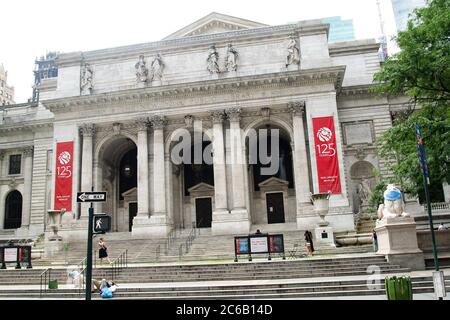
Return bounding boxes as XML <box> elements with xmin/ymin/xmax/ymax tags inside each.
<box><xmin>1</xmin><ymin>268</ymin><xmax>449</xmax><ymax>291</ymax></box>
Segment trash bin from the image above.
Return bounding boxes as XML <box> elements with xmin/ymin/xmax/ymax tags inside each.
<box><xmin>385</xmin><ymin>276</ymin><xmax>413</xmax><ymax>300</ymax></box>
<box><xmin>48</xmin><ymin>279</ymin><xmax>58</xmax><ymax>289</ymax></box>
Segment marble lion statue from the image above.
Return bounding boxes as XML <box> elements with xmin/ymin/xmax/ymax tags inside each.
<box><xmin>377</xmin><ymin>184</ymin><xmax>410</xmax><ymax>219</ymax></box>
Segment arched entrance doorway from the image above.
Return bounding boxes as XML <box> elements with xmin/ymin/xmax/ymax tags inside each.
<box><xmin>246</xmin><ymin>123</ymin><xmax>295</xmax><ymax>225</ymax></box>
<box><xmin>98</xmin><ymin>136</ymin><xmax>137</xmax><ymax>232</ymax></box>
<box><xmin>167</xmin><ymin>130</ymin><xmax>214</xmax><ymax>230</ymax></box>
<box><xmin>4</xmin><ymin>190</ymin><xmax>22</xmax><ymax>229</ymax></box>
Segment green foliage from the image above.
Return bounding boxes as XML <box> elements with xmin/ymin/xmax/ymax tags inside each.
<box><xmin>374</xmin><ymin>0</ymin><xmax>450</xmax><ymax>107</ymax></box>
<box><xmin>385</xmin><ymin>276</ymin><xmax>413</xmax><ymax>300</ymax></box>
<box><xmin>376</xmin><ymin>106</ymin><xmax>450</xmax><ymax>200</ymax></box>
<box><xmin>373</xmin><ymin>0</ymin><xmax>450</xmax><ymax>200</ymax></box>
<box><xmin>369</xmin><ymin>180</ymin><xmax>388</xmax><ymax>210</ymax></box>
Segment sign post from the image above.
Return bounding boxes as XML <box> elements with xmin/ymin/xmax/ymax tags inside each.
<box><xmin>77</xmin><ymin>189</ymin><xmax>107</xmax><ymax>300</ymax></box>
<box><xmin>415</xmin><ymin>124</ymin><xmax>444</xmax><ymax>300</ymax></box>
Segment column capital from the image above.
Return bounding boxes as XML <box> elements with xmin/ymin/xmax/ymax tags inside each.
<box><xmin>288</xmin><ymin>101</ymin><xmax>306</xmax><ymax>117</ymax></box>
<box><xmin>184</xmin><ymin>115</ymin><xmax>194</xmax><ymax>128</ymax></box>
<box><xmin>80</xmin><ymin>123</ymin><xmax>96</xmax><ymax>137</ymax></box>
<box><xmin>135</xmin><ymin>117</ymin><xmax>149</xmax><ymax>131</ymax></box>
<box><xmin>0</xmin><ymin>150</ymin><xmax>5</xmax><ymax>160</ymax></box>
<box><xmin>210</xmin><ymin>110</ymin><xmax>225</xmax><ymax>124</ymax></box>
<box><xmin>225</xmin><ymin>107</ymin><xmax>241</xmax><ymax>123</ymax></box>
<box><xmin>22</xmin><ymin>146</ymin><xmax>34</xmax><ymax>157</ymax></box>
<box><xmin>150</xmin><ymin>115</ymin><xmax>166</xmax><ymax>130</ymax></box>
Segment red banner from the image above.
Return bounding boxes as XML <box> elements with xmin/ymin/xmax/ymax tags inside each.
<box><xmin>54</xmin><ymin>141</ymin><xmax>73</xmax><ymax>211</ymax></box>
<box><xmin>312</xmin><ymin>116</ymin><xmax>341</xmax><ymax>194</ymax></box>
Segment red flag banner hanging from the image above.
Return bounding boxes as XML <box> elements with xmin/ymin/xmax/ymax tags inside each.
<box><xmin>312</xmin><ymin>116</ymin><xmax>342</xmax><ymax>194</ymax></box>
<box><xmin>54</xmin><ymin>141</ymin><xmax>74</xmax><ymax>211</ymax></box>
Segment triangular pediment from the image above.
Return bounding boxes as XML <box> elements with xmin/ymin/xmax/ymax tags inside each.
<box><xmin>187</xmin><ymin>182</ymin><xmax>215</xmax><ymax>193</ymax></box>
<box><xmin>258</xmin><ymin>177</ymin><xmax>289</xmax><ymax>188</ymax></box>
<box><xmin>121</xmin><ymin>187</ymin><xmax>137</xmax><ymax>198</ymax></box>
<box><xmin>163</xmin><ymin>12</ymin><xmax>268</xmax><ymax>40</ymax></box>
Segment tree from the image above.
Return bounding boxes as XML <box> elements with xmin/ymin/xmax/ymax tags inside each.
<box><xmin>374</xmin><ymin>0</ymin><xmax>450</xmax><ymax>110</ymax></box>
<box><xmin>371</xmin><ymin>0</ymin><xmax>450</xmax><ymax>205</ymax></box>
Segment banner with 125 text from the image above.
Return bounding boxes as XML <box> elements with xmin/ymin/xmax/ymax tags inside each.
<box><xmin>312</xmin><ymin>116</ymin><xmax>341</xmax><ymax>194</ymax></box>
<box><xmin>54</xmin><ymin>141</ymin><xmax>73</xmax><ymax>211</ymax></box>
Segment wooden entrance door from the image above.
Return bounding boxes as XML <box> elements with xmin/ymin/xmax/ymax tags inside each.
<box><xmin>129</xmin><ymin>202</ymin><xmax>137</xmax><ymax>232</ymax></box>
<box><xmin>195</xmin><ymin>197</ymin><xmax>212</xmax><ymax>228</ymax></box>
<box><xmin>266</xmin><ymin>192</ymin><xmax>285</xmax><ymax>224</ymax></box>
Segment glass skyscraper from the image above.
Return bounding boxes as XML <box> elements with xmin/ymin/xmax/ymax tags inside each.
<box><xmin>391</xmin><ymin>0</ymin><xmax>426</xmax><ymax>32</ymax></box>
<box><xmin>321</xmin><ymin>16</ymin><xmax>356</xmax><ymax>43</ymax></box>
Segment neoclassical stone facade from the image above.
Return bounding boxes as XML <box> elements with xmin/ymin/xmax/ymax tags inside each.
<box><xmin>0</xmin><ymin>13</ymin><xmax>417</xmax><ymax>240</ymax></box>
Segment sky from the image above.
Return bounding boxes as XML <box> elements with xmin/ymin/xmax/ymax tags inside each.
<box><xmin>0</xmin><ymin>0</ymin><xmax>399</xmax><ymax>103</ymax></box>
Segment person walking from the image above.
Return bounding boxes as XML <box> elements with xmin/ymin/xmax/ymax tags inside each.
<box><xmin>98</xmin><ymin>238</ymin><xmax>112</xmax><ymax>264</ymax></box>
<box><xmin>372</xmin><ymin>230</ymin><xmax>378</xmax><ymax>252</ymax></box>
<box><xmin>304</xmin><ymin>230</ymin><xmax>314</xmax><ymax>256</ymax></box>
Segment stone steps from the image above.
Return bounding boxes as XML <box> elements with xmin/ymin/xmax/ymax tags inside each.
<box><xmin>1</xmin><ymin>277</ymin><xmax>448</xmax><ymax>299</ymax></box>
<box><xmin>0</xmin><ymin>256</ymin><xmax>405</xmax><ymax>285</ymax></box>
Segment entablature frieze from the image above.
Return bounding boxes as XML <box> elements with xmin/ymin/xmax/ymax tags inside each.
<box><xmin>43</xmin><ymin>66</ymin><xmax>345</xmax><ymax>118</ymax></box>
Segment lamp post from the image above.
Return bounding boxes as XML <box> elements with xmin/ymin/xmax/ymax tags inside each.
<box><xmin>415</xmin><ymin>124</ymin><xmax>444</xmax><ymax>300</ymax></box>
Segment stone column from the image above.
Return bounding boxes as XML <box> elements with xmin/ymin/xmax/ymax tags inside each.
<box><xmin>226</xmin><ymin>108</ymin><xmax>247</xmax><ymax>213</ymax></box>
<box><xmin>136</xmin><ymin>118</ymin><xmax>150</xmax><ymax>217</ymax></box>
<box><xmin>289</xmin><ymin>102</ymin><xmax>315</xmax><ymax>229</ymax></box>
<box><xmin>151</xmin><ymin>115</ymin><xmax>167</xmax><ymax>215</ymax></box>
<box><xmin>80</xmin><ymin>123</ymin><xmax>95</xmax><ymax>218</ymax></box>
<box><xmin>290</xmin><ymin>102</ymin><xmax>311</xmax><ymax>204</ymax></box>
<box><xmin>131</xmin><ymin>115</ymin><xmax>171</xmax><ymax>237</ymax></box>
<box><xmin>210</xmin><ymin>111</ymin><xmax>229</xmax><ymax>213</ymax></box>
<box><xmin>21</xmin><ymin>146</ymin><xmax>34</xmax><ymax>229</ymax></box>
<box><xmin>0</xmin><ymin>150</ymin><xmax>4</xmax><ymax>177</ymax></box>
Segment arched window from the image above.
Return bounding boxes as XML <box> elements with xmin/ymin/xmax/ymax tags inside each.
<box><xmin>4</xmin><ymin>190</ymin><xmax>22</xmax><ymax>229</ymax></box>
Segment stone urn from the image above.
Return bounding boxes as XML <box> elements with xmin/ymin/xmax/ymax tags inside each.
<box><xmin>311</xmin><ymin>192</ymin><xmax>331</xmax><ymax>226</ymax></box>
<box><xmin>47</xmin><ymin>208</ymin><xmax>66</xmax><ymax>241</ymax></box>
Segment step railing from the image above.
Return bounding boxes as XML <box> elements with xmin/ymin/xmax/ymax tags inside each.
<box><xmin>78</xmin><ymin>267</ymin><xmax>87</xmax><ymax>296</ymax></box>
<box><xmin>179</xmin><ymin>221</ymin><xmax>200</xmax><ymax>259</ymax></box>
<box><xmin>165</xmin><ymin>228</ymin><xmax>178</xmax><ymax>254</ymax></box>
<box><xmin>39</xmin><ymin>268</ymin><xmax>51</xmax><ymax>298</ymax></box>
<box><xmin>109</xmin><ymin>249</ymin><xmax>128</xmax><ymax>281</ymax></box>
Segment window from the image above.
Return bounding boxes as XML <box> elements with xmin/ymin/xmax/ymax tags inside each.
<box><xmin>8</xmin><ymin>154</ymin><xmax>21</xmax><ymax>175</ymax></box>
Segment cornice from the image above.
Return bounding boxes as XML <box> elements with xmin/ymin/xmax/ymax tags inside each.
<box><xmin>329</xmin><ymin>40</ymin><xmax>380</xmax><ymax>57</ymax></box>
<box><xmin>338</xmin><ymin>84</ymin><xmax>379</xmax><ymax>97</ymax></box>
<box><xmin>0</xmin><ymin>121</ymin><xmax>53</xmax><ymax>133</ymax></box>
<box><xmin>44</xmin><ymin>66</ymin><xmax>345</xmax><ymax>113</ymax></box>
<box><xmin>56</xmin><ymin>22</ymin><xmax>329</xmax><ymax>66</ymax></box>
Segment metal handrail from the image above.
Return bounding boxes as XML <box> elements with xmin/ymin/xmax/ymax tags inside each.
<box><xmin>109</xmin><ymin>249</ymin><xmax>128</xmax><ymax>281</ymax></box>
<box><xmin>79</xmin><ymin>267</ymin><xmax>87</xmax><ymax>296</ymax></box>
<box><xmin>39</xmin><ymin>268</ymin><xmax>51</xmax><ymax>298</ymax></box>
<box><xmin>166</xmin><ymin>228</ymin><xmax>178</xmax><ymax>254</ymax></box>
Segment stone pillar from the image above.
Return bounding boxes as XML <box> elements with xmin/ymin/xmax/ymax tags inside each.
<box><xmin>136</xmin><ymin>118</ymin><xmax>150</xmax><ymax>217</ymax></box>
<box><xmin>80</xmin><ymin>123</ymin><xmax>95</xmax><ymax>218</ymax></box>
<box><xmin>20</xmin><ymin>146</ymin><xmax>34</xmax><ymax>230</ymax></box>
<box><xmin>375</xmin><ymin>217</ymin><xmax>425</xmax><ymax>270</ymax></box>
<box><xmin>211</xmin><ymin>110</ymin><xmax>250</xmax><ymax>235</ymax></box>
<box><xmin>211</xmin><ymin>111</ymin><xmax>229</xmax><ymax>213</ymax></box>
<box><xmin>226</xmin><ymin>108</ymin><xmax>248</xmax><ymax>213</ymax></box>
<box><xmin>151</xmin><ymin>116</ymin><xmax>167</xmax><ymax>215</ymax></box>
<box><xmin>133</xmin><ymin>115</ymin><xmax>170</xmax><ymax>237</ymax></box>
<box><xmin>289</xmin><ymin>102</ymin><xmax>315</xmax><ymax>229</ymax></box>
<box><xmin>0</xmin><ymin>150</ymin><xmax>4</xmax><ymax>177</ymax></box>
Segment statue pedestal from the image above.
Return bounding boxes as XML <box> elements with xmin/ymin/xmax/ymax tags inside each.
<box><xmin>44</xmin><ymin>237</ymin><xmax>64</xmax><ymax>258</ymax></box>
<box><xmin>314</xmin><ymin>226</ymin><xmax>335</xmax><ymax>247</ymax></box>
<box><xmin>374</xmin><ymin>216</ymin><xmax>425</xmax><ymax>270</ymax></box>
